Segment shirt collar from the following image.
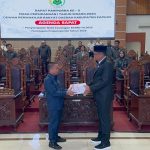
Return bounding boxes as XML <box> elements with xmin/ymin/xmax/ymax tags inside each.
<box><xmin>48</xmin><ymin>73</ymin><xmax>55</xmax><ymax>78</ymax></box>
<box><xmin>48</xmin><ymin>74</ymin><xmax>58</xmax><ymax>81</ymax></box>
<box><xmin>98</xmin><ymin>56</ymin><xmax>106</xmax><ymax>65</ymax></box>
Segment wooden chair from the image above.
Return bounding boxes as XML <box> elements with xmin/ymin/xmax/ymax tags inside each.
<box><xmin>21</xmin><ymin>57</ymin><xmax>36</xmax><ymax>106</ymax></box>
<box><xmin>27</xmin><ymin>47</ymin><xmax>42</xmax><ymax>91</ymax></box>
<box><xmin>69</xmin><ymin>56</ymin><xmax>82</xmax><ymax>84</ymax></box>
<box><xmin>129</xmin><ymin>88</ymin><xmax>150</xmax><ymax>130</ymax></box>
<box><xmin>32</xmin><ymin>57</ymin><xmax>41</xmax><ymax>89</ymax></box>
<box><xmin>139</xmin><ymin>54</ymin><xmax>150</xmax><ymax>84</ymax></box>
<box><xmin>124</xmin><ymin>60</ymin><xmax>144</xmax><ymax>116</ymax></box>
<box><xmin>77</xmin><ymin>55</ymin><xmax>89</xmax><ymax>83</ymax></box>
<box><xmin>0</xmin><ymin>56</ymin><xmax>7</xmax><ymax>85</ymax></box>
<box><xmin>126</xmin><ymin>54</ymin><xmax>150</xmax><ymax>130</ymax></box>
<box><xmin>0</xmin><ymin>61</ymin><xmax>25</xmax><ymax>129</ymax></box>
<box><xmin>82</xmin><ymin>59</ymin><xmax>96</xmax><ymax>84</ymax></box>
<box><xmin>56</xmin><ymin>58</ymin><xmax>70</xmax><ymax>88</ymax></box>
<box><xmin>55</xmin><ymin>47</ymin><xmax>63</xmax><ymax>62</ymax></box>
<box><xmin>127</xmin><ymin>49</ymin><xmax>138</xmax><ymax>64</ymax></box>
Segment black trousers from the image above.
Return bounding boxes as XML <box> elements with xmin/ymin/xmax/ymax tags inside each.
<box><xmin>96</xmin><ymin>100</ymin><xmax>112</xmax><ymax>144</ymax></box>
<box><xmin>48</xmin><ymin>109</ymin><xmax>63</xmax><ymax>143</ymax></box>
<box><xmin>41</xmin><ymin>60</ymin><xmax>48</xmax><ymax>75</ymax></box>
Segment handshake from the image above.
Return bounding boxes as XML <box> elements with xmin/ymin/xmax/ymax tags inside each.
<box><xmin>66</xmin><ymin>83</ymin><xmax>91</xmax><ymax>96</ymax></box>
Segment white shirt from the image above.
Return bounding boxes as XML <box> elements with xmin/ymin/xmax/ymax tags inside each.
<box><xmin>87</xmin><ymin>42</ymin><xmax>95</xmax><ymax>52</ymax></box>
<box><xmin>95</xmin><ymin>42</ymin><xmax>104</xmax><ymax>46</ymax></box>
<box><xmin>98</xmin><ymin>56</ymin><xmax>106</xmax><ymax>66</ymax></box>
<box><xmin>1</xmin><ymin>45</ymin><xmax>7</xmax><ymax>51</ymax></box>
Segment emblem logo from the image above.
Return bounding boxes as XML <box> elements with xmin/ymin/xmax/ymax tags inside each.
<box><xmin>49</xmin><ymin>0</ymin><xmax>65</xmax><ymax>6</ymax></box>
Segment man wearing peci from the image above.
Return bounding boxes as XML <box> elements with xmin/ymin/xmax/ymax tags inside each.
<box><xmin>84</xmin><ymin>45</ymin><xmax>114</xmax><ymax>150</ymax></box>
<box><xmin>44</xmin><ymin>63</ymin><xmax>74</xmax><ymax>150</ymax></box>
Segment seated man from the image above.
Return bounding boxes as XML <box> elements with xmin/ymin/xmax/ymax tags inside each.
<box><xmin>4</xmin><ymin>44</ymin><xmax>17</xmax><ymax>61</ymax></box>
<box><xmin>44</xmin><ymin>63</ymin><xmax>74</xmax><ymax>150</ymax></box>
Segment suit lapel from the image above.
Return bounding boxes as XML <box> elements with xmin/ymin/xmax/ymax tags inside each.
<box><xmin>93</xmin><ymin>58</ymin><xmax>106</xmax><ymax>77</ymax></box>
<box><xmin>93</xmin><ymin>67</ymin><xmax>100</xmax><ymax>78</ymax></box>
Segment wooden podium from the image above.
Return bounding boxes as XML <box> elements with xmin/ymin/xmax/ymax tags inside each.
<box><xmin>39</xmin><ymin>95</ymin><xmax>97</xmax><ymax>126</ymax></box>
<box><xmin>129</xmin><ymin>90</ymin><xmax>150</xmax><ymax>130</ymax></box>
<box><xmin>39</xmin><ymin>94</ymin><xmax>114</xmax><ymax>131</ymax></box>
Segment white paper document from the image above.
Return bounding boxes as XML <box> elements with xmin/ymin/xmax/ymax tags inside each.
<box><xmin>69</xmin><ymin>83</ymin><xmax>86</xmax><ymax>94</ymax></box>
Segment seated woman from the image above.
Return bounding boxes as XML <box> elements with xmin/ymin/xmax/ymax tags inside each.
<box><xmin>115</xmin><ymin>50</ymin><xmax>128</xmax><ymax>79</ymax></box>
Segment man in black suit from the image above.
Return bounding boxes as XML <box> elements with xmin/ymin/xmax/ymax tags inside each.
<box><xmin>84</xmin><ymin>45</ymin><xmax>114</xmax><ymax>150</ymax></box>
<box><xmin>38</xmin><ymin>41</ymin><xmax>51</xmax><ymax>75</ymax></box>
<box><xmin>44</xmin><ymin>63</ymin><xmax>74</xmax><ymax>150</ymax></box>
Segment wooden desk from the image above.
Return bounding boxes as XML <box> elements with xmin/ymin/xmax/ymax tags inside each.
<box><xmin>39</xmin><ymin>95</ymin><xmax>97</xmax><ymax>125</ymax></box>
<box><xmin>0</xmin><ymin>93</ymin><xmax>24</xmax><ymax>129</ymax></box>
<box><xmin>129</xmin><ymin>90</ymin><xmax>150</xmax><ymax>130</ymax></box>
<box><xmin>39</xmin><ymin>94</ymin><xmax>114</xmax><ymax>131</ymax></box>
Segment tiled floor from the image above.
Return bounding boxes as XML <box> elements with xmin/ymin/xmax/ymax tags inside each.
<box><xmin>0</xmin><ymin>133</ymin><xmax>150</xmax><ymax>150</ymax></box>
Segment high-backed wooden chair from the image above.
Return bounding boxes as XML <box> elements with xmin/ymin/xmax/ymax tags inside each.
<box><xmin>0</xmin><ymin>61</ymin><xmax>25</xmax><ymax>128</ymax></box>
<box><xmin>56</xmin><ymin>58</ymin><xmax>70</xmax><ymax>88</ymax></box>
<box><xmin>55</xmin><ymin>47</ymin><xmax>63</xmax><ymax>62</ymax></box>
<box><xmin>18</xmin><ymin>48</ymin><xmax>28</xmax><ymax>60</ymax></box>
<box><xmin>127</xmin><ymin>49</ymin><xmax>138</xmax><ymax>64</ymax></box>
<box><xmin>139</xmin><ymin>54</ymin><xmax>150</xmax><ymax>84</ymax></box>
<box><xmin>124</xmin><ymin>60</ymin><xmax>144</xmax><ymax>115</ymax></box>
<box><xmin>57</xmin><ymin>70</ymin><xmax>65</xmax><ymax>88</ymax></box>
<box><xmin>82</xmin><ymin>59</ymin><xmax>96</xmax><ymax>84</ymax></box>
<box><xmin>0</xmin><ymin>56</ymin><xmax>7</xmax><ymax>85</ymax></box>
<box><xmin>32</xmin><ymin>57</ymin><xmax>41</xmax><ymax>89</ymax></box>
<box><xmin>6</xmin><ymin>60</ymin><xmax>26</xmax><ymax>97</ymax></box>
<box><xmin>127</xmin><ymin>58</ymin><xmax>150</xmax><ymax>130</ymax></box>
<box><xmin>77</xmin><ymin>55</ymin><xmax>89</xmax><ymax>83</ymax></box>
<box><xmin>27</xmin><ymin>47</ymin><xmax>42</xmax><ymax>90</ymax></box>
<box><xmin>21</xmin><ymin>56</ymin><xmax>37</xmax><ymax>106</ymax></box>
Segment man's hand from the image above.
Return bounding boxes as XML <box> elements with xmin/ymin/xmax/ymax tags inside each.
<box><xmin>83</xmin><ymin>85</ymin><xmax>91</xmax><ymax>96</ymax></box>
<box><xmin>67</xmin><ymin>87</ymin><xmax>75</xmax><ymax>96</ymax></box>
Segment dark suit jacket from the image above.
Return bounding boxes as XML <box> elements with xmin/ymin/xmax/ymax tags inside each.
<box><xmin>44</xmin><ymin>74</ymin><xmax>66</xmax><ymax>110</ymax></box>
<box><xmin>38</xmin><ymin>45</ymin><xmax>51</xmax><ymax>61</ymax></box>
<box><xmin>88</xmin><ymin>58</ymin><xmax>114</xmax><ymax>106</ymax></box>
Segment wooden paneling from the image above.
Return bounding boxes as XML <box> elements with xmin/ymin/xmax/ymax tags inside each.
<box><xmin>116</xmin><ymin>23</ymin><xmax>126</xmax><ymax>31</ymax></box>
<box><xmin>118</xmin><ymin>39</ymin><xmax>126</xmax><ymax>47</ymax></box>
<box><xmin>126</xmin><ymin>33</ymin><xmax>146</xmax><ymax>54</ymax></box>
<box><xmin>116</xmin><ymin>15</ymin><xmax>126</xmax><ymax>23</ymax></box>
<box><xmin>116</xmin><ymin>6</ymin><xmax>127</xmax><ymax>14</ymax></box>
<box><xmin>127</xmin><ymin>0</ymin><xmax>150</xmax><ymax>15</ymax></box>
<box><xmin>116</xmin><ymin>32</ymin><xmax>126</xmax><ymax>39</ymax></box>
<box><xmin>116</xmin><ymin>0</ymin><xmax>127</xmax><ymax>6</ymax></box>
<box><xmin>115</xmin><ymin>0</ymin><xmax>127</xmax><ymax>47</ymax></box>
